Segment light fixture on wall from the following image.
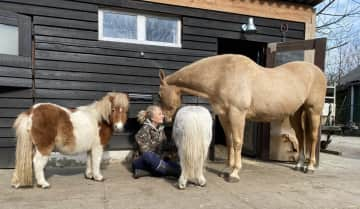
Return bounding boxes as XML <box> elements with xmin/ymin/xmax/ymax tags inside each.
<box><xmin>241</xmin><ymin>17</ymin><xmax>256</xmax><ymax>32</ymax></box>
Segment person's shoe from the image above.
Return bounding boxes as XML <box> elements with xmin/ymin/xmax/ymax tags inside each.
<box><xmin>133</xmin><ymin>169</ymin><xmax>151</xmax><ymax>179</ymax></box>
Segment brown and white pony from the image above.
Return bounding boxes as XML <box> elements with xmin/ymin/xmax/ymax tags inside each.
<box><xmin>11</xmin><ymin>92</ymin><xmax>129</xmax><ymax>188</ymax></box>
<box><xmin>158</xmin><ymin>54</ymin><xmax>326</xmax><ymax>182</ymax></box>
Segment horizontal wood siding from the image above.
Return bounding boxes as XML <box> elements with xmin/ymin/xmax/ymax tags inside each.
<box><xmin>0</xmin><ymin>88</ymin><xmax>32</xmax><ymax>165</ymax></box>
<box><xmin>0</xmin><ymin>0</ymin><xmax>305</xmax><ymax>159</ymax></box>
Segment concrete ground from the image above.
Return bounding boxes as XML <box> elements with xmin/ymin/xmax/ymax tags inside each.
<box><xmin>1</xmin><ymin>135</ymin><xmax>360</xmax><ymax>209</ymax></box>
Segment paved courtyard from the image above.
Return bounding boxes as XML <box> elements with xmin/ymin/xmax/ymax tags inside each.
<box><xmin>1</xmin><ymin>135</ymin><xmax>360</xmax><ymax>209</ymax></box>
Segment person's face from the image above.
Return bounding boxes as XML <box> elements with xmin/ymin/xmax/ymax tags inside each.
<box><xmin>151</xmin><ymin>107</ymin><xmax>164</xmax><ymax>125</ymax></box>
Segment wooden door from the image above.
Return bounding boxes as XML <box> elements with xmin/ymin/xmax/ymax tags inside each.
<box><xmin>260</xmin><ymin>38</ymin><xmax>326</xmax><ymax>163</ymax></box>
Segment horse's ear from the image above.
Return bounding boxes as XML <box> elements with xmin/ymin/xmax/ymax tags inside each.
<box><xmin>159</xmin><ymin>69</ymin><xmax>167</xmax><ymax>86</ymax></box>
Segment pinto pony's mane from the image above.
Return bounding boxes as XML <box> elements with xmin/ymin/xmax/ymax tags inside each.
<box><xmin>80</xmin><ymin>92</ymin><xmax>129</xmax><ymax>124</ymax></box>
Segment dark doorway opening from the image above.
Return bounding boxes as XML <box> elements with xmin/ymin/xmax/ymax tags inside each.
<box><xmin>215</xmin><ymin>38</ymin><xmax>266</xmax><ymax>157</ymax></box>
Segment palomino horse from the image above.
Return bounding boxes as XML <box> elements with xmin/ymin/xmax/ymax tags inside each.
<box><xmin>11</xmin><ymin>92</ymin><xmax>129</xmax><ymax>188</ymax></box>
<box><xmin>158</xmin><ymin>54</ymin><xmax>326</xmax><ymax>182</ymax></box>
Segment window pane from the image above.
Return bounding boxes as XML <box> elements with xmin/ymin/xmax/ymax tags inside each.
<box><xmin>0</xmin><ymin>24</ymin><xmax>18</xmax><ymax>55</ymax></box>
<box><xmin>103</xmin><ymin>11</ymin><xmax>137</xmax><ymax>39</ymax></box>
<box><xmin>146</xmin><ymin>17</ymin><xmax>178</xmax><ymax>43</ymax></box>
<box><xmin>275</xmin><ymin>50</ymin><xmax>305</xmax><ymax>66</ymax></box>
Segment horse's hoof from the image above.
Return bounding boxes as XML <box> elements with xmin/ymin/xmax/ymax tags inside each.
<box><xmin>178</xmin><ymin>183</ymin><xmax>186</xmax><ymax>190</ymax></box>
<box><xmin>304</xmin><ymin>167</ymin><xmax>315</xmax><ymax>174</ymax></box>
<box><xmin>226</xmin><ymin>175</ymin><xmax>240</xmax><ymax>183</ymax></box>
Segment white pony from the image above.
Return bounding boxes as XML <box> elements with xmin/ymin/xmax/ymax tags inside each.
<box><xmin>172</xmin><ymin>106</ymin><xmax>213</xmax><ymax>189</ymax></box>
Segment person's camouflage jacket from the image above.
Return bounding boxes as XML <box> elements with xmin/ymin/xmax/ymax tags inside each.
<box><xmin>135</xmin><ymin>119</ymin><xmax>167</xmax><ymax>155</ymax></box>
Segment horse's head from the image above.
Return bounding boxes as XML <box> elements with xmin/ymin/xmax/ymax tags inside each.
<box><xmin>159</xmin><ymin>70</ymin><xmax>181</xmax><ymax>123</ymax></box>
<box><xmin>103</xmin><ymin>92</ymin><xmax>129</xmax><ymax>132</ymax></box>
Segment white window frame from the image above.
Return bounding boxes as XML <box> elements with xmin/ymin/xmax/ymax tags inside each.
<box><xmin>99</xmin><ymin>9</ymin><xmax>181</xmax><ymax>48</ymax></box>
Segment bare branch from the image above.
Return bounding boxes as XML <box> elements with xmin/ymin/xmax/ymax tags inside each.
<box><xmin>326</xmin><ymin>42</ymin><xmax>349</xmax><ymax>51</ymax></box>
<box><xmin>316</xmin><ymin>0</ymin><xmax>336</xmax><ymax>15</ymax></box>
<box><xmin>316</xmin><ymin>14</ymin><xmax>348</xmax><ymax>29</ymax></box>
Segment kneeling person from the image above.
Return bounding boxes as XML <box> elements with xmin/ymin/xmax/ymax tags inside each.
<box><xmin>132</xmin><ymin>105</ymin><xmax>180</xmax><ymax>178</ymax></box>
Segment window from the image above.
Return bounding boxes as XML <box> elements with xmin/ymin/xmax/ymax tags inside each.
<box><xmin>0</xmin><ymin>24</ymin><xmax>19</xmax><ymax>55</ymax></box>
<box><xmin>99</xmin><ymin>10</ymin><xmax>181</xmax><ymax>47</ymax></box>
<box><xmin>0</xmin><ymin>9</ymin><xmax>32</xmax><ymax>88</ymax></box>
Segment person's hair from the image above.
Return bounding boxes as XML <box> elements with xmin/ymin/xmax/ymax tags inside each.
<box><xmin>137</xmin><ymin>105</ymin><xmax>161</xmax><ymax>124</ymax></box>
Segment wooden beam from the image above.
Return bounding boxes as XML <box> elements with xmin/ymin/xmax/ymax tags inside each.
<box><xmin>144</xmin><ymin>0</ymin><xmax>315</xmax><ymax>23</ymax></box>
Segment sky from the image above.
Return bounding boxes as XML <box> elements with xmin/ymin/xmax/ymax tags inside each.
<box><xmin>315</xmin><ymin>0</ymin><xmax>360</xmax><ymax>78</ymax></box>
<box><xmin>316</xmin><ymin>0</ymin><xmax>360</xmax><ymax>44</ymax></box>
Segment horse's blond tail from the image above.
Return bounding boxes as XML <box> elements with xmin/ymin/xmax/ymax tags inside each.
<box><xmin>11</xmin><ymin>112</ymin><xmax>33</xmax><ymax>188</ymax></box>
<box><xmin>173</xmin><ymin>106</ymin><xmax>212</xmax><ymax>179</ymax></box>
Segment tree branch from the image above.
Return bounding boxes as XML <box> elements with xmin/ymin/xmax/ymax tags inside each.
<box><xmin>327</xmin><ymin>42</ymin><xmax>349</xmax><ymax>51</ymax></box>
<box><xmin>316</xmin><ymin>0</ymin><xmax>336</xmax><ymax>15</ymax></box>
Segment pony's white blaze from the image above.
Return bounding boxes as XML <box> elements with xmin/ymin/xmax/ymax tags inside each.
<box><xmin>172</xmin><ymin>106</ymin><xmax>212</xmax><ymax>189</ymax></box>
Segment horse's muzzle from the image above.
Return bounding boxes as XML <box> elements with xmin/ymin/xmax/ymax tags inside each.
<box><xmin>114</xmin><ymin>122</ymin><xmax>124</xmax><ymax>132</ymax></box>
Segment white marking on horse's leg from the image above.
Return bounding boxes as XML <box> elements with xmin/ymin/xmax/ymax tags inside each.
<box><xmin>33</xmin><ymin>149</ymin><xmax>50</xmax><ymax>188</ymax></box>
<box><xmin>114</xmin><ymin>122</ymin><xmax>123</xmax><ymax>132</ymax></box>
<box><xmin>228</xmin><ymin>109</ymin><xmax>246</xmax><ymax>182</ymax></box>
<box><xmin>91</xmin><ymin>145</ymin><xmax>104</xmax><ymax>181</ymax></box>
<box><xmin>218</xmin><ymin>115</ymin><xmax>234</xmax><ymax>175</ymax></box>
<box><xmin>178</xmin><ymin>173</ymin><xmax>187</xmax><ymax>189</ymax></box>
<box><xmin>85</xmin><ymin>151</ymin><xmax>93</xmax><ymax>179</ymax></box>
<box><xmin>229</xmin><ymin>168</ymin><xmax>240</xmax><ymax>182</ymax></box>
<box><xmin>307</xmin><ymin>112</ymin><xmax>321</xmax><ymax>173</ymax></box>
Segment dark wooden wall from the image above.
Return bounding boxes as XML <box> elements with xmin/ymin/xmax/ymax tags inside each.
<box><xmin>0</xmin><ymin>0</ymin><xmax>305</xmax><ymax>167</ymax></box>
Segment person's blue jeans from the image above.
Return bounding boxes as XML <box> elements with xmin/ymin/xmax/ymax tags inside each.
<box><xmin>132</xmin><ymin>151</ymin><xmax>181</xmax><ymax>177</ymax></box>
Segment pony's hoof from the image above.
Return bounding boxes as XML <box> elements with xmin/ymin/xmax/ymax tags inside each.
<box><xmin>198</xmin><ymin>178</ymin><xmax>207</xmax><ymax>187</ymax></box>
<box><xmin>93</xmin><ymin>175</ymin><xmax>105</xmax><ymax>182</ymax></box>
<box><xmin>38</xmin><ymin>183</ymin><xmax>50</xmax><ymax>189</ymax></box>
<box><xmin>11</xmin><ymin>184</ymin><xmax>20</xmax><ymax>189</ymax></box>
<box><xmin>84</xmin><ymin>173</ymin><xmax>94</xmax><ymax>180</ymax></box>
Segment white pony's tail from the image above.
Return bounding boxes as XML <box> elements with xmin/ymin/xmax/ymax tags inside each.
<box><xmin>173</xmin><ymin>106</ymin><xmax>212</xmax><ymax>179</ymax></box>
<box><xmin>11</xmin><ymin>112</ymin><xmax>33</xmax><ymax>188</ymax></box>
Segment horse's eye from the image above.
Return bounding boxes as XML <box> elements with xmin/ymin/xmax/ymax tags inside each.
<box><xmin>112</xmin><ymin>108</ymin><xmax>116</xmax><ymax>112</ymax></box>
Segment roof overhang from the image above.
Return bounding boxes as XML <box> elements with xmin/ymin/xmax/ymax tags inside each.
<box><xmin>282</xmin><ymin>0</ymin><xmax>324</xmax><ymax>7</ymax></box>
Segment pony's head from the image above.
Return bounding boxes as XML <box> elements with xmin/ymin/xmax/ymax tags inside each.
<box><xmin>159</xmin><ymin>70</ymin><xmax>181</xmax><ymax>123</ymax></box>
<box><xmin>97</xmin><ymin>92</ymin><xmax>129</xmax><ymax>132</ymax></box>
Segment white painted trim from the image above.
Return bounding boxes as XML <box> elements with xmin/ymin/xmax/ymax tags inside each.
<box><xmin>98</xmin><ymin>10</ymin><xmax>103</xmax><ymax>41</ymax></box>
<box><xmin>98</xmin><ymin>9</ymin><xmax>181</xmax><ymax>48</ymax></box>
<box><xmin>138</xmin><ymin>14</ymin><xmax>146</xmax><ymax>41</ymax></box>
